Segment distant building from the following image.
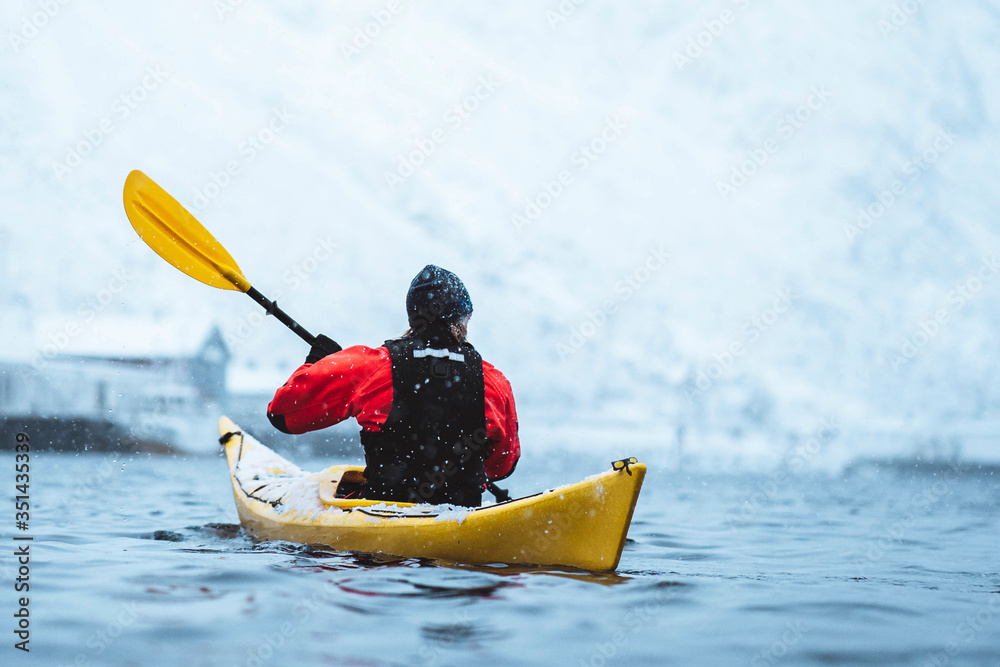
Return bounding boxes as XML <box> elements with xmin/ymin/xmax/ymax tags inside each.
<box><xmin>0</xmin><ymin>321</ymin><xmax>230</xmax><ymax>453</ymax></box>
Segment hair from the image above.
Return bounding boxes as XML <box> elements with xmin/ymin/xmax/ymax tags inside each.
<box><xmin>401</xmin><ymin>319</ymin><xmax>468</xmax><ymax>343</ymax></box>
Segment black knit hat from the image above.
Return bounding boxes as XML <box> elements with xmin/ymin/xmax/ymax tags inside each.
<box><xmin>406</xmin><ymin>265</ymin><xmax>473</xmax><ymax>328</ymax></box>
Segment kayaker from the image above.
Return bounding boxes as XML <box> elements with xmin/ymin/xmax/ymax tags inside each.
<box><xmin>266</xmin><ymin>265</ymin><xmax>519</xmax><ymax>507</ymax></box>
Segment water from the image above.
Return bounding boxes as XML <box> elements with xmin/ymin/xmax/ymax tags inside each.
<box><xmin>3</xmin><ymin>448</ymin><xmax>999</xmax><ymax>666</ymax></box>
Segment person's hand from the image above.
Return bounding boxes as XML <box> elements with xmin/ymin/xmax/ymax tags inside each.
<box><xmin>305</xmin><ymin>334</ymin><xmax>342</xmax><ymax>364</ymax></box>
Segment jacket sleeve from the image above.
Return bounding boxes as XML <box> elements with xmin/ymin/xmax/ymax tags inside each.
<box><xmin>482</xmin><ymin>361</ymin><xmax>520</xmax><ymax>481</ymax></box>
<box><xmin>267</xmin><ymin>345</ymin><xmax>388</xmax><ymax>435</ymax></box>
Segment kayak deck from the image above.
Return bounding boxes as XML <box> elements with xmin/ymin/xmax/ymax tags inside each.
<box><xmin>218</xmin><ymin>417</ymin><xmax>645</xmax><ymax>571</ymax></box>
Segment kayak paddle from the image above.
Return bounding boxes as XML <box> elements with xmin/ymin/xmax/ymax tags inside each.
<box><xmin>124</xmin><ymin>171</ymin><xmax>511</xmax><ymax>504</ymax></box>
<box><xmin>122</xmin><ymin>169</ymin><xmax>317</xmax><ymax>346</ymax></box>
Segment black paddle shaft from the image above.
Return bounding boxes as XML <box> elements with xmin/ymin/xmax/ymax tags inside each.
<box><xmin>245</xmin><ymin>286</ymin><xmax>317</xmax><ymax>346</ymax></box>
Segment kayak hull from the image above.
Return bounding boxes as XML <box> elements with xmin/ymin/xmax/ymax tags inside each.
<box><xmin>219</xmin><ymin>417</ymin><xmax>645</xmax><ymax>571</ymax></box>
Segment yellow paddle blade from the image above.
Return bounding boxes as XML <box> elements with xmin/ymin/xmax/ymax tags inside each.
<box><xmin>123</xmin><ymin>170</ymin><xmax>251</xmax><ymax>292</ymax></box>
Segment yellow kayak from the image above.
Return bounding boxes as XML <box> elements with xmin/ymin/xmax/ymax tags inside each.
<box><xmin>218</xmin><ymin>417</ymin><xmax>645</xmax><ymax>571</ymax></box>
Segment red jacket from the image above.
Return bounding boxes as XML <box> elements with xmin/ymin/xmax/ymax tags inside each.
<box><xmin>267</xmin><ymin>345</ymin><xmax>520</xmax><ymax>481</ymax></box>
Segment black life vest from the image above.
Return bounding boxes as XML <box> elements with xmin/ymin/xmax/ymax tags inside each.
<box><xmin>359</xmin><ymin>333</ymin><xmax>488</xmax><ymax>507</ymax></box>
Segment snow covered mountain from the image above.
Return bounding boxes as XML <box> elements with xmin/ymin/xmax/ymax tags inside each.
<box><xmin>2</xmin><ymin>1</ymin><xmax>999</xmax><ymax>468</ymax></box>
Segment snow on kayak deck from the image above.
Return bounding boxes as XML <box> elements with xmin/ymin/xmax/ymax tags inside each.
<box><xmin>231</xmin><ymin>430</ymin><xmax>474</xmax><ymax>523</ymax></box>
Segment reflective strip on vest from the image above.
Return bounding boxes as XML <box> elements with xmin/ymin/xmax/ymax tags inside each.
<box><xmin>413</xmin><ymin>347</ymin><xmax>466</xmax><ymax>362</ymax></box>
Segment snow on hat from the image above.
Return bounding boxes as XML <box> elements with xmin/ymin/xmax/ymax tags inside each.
<box><xmin>406</xmin><ymin>265</ymin><xmax>473</xmax><ymax>328</ymax></box>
